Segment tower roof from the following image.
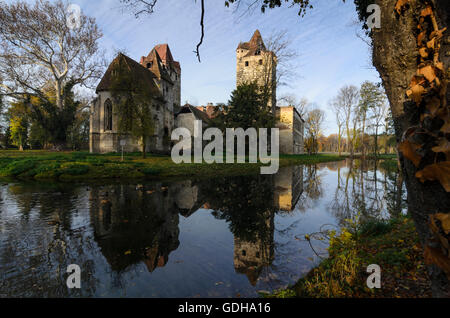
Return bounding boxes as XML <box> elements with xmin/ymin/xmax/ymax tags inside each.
<box><xmin>145</xmin><ymin>48</ymin><xmax>173</xmax><ymax>83</ymax></box>
<box><xmin>237</xmin><ymin>29</ymin><xmax>267</xmax><ymax>55</ymax></box>
<box><xmin>154</xmin><ymin>44</ymin><xmax>174</xmax><ymax>64</ymax></box>
<box><xmin>153</xmin><ymin>43</ymin><xmax>181</xmax><ymax>72</ymax></box>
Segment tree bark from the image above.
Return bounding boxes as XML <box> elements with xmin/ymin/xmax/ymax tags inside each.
<box><xmin>373</xmin><ymin>0</ymin><xmax>450</xmax><ymax>297</ymax></box>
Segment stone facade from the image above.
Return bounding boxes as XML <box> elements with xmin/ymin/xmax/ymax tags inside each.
<box><xmin>276</xmin><ymin>106</ymin><xmax>304</xmax><ymax>155</ymax></box>
<box><xmin>273</xmin><ymin>165</ymin><xmax>304</xmax><ymax>211</ymax></box>
<box><xmin>236</xmin><ymin>30</ymin><xmax>277</xmax><ymax>112</ymax></box>
<box><xmin>237</xmin><ymin>30</ymin><xmax>304</xmax><ymax>154</ymax></box>
<box><xmin>90</xmin><ymin>45</ymin><xmax>181</xmax><ymax>154</ymax></box>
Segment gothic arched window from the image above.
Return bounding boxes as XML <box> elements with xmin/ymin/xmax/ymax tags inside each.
<box><xmin>104</xmin><ymin>99</ymin><xmax>113</xmax><ymax>131</ymax></box>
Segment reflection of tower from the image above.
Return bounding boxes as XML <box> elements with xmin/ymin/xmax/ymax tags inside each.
<box><xmin>233</xmin><ymin>210</ymin><xmax>275</xmax><ymax>286</ymax></box>
<box><xmin>172</xmin><ymin>180</ymin><xmax>205</xmax><ymax>217</ymax></box>
<box><xmin>273</xmin><ymin>166</ymin><xmax>304</xmax><ymax>211</ymax></box>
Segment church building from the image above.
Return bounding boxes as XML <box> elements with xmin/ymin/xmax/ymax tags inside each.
<box><xmin>90</xmin><ymin>44</ymin><xmax>181</xmax><ymax>154</ymax></box>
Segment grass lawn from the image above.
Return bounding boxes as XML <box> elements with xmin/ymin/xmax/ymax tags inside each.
<box><xmin>0</xmin><ymin>150</ymin><xmax>345</xmax><ymax>181</ymax></box>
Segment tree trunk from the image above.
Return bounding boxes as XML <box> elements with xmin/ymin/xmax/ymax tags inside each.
<box><xmin>142</xmin><ymin>140</ymin><xmax>146</xmax><ymax>159</ymax></box>
<box><xmin>362</xmin><ymin>114</ymin><xmax>366</xmax><ymax>159</ymax></box>
<box><xmin>373</xmin><ymin>0</ymin><xmax>450</xmax><ymax>297</ymax></box>
<box><xmin>55</xmin><ymin>80</ymin><xmax>63</xmax><ymax>110</ymax></box>
<box><xmin>374</xmin><ymin>126</ymin><xmax>379</xmax><ymax>157</ymax></box>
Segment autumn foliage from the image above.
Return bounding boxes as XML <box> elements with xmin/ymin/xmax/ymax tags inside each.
<box><xmin>395</xmin><ymin>0</ymin><xmax>450</xmax><ymax>278</ymax></box>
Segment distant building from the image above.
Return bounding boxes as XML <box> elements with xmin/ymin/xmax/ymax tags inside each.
<box><xmin>276</xmin><ymin>106</ymin><xmax>304</xmax><ymax>155</ymax></box>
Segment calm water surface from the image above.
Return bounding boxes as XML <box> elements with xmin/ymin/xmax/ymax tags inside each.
<box><xmin>0</xmin><ymin>159</ymin><xmax>405</xmax><ymax>297</ymax></box>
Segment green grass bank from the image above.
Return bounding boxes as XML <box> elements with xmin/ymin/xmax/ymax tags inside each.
<box><xmin>0</xmin><ymin>150</ymin><xmax>345</xmax><ymax>181</ymax></box>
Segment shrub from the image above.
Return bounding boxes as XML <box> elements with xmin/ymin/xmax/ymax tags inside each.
<box><xmin>358</xmin><ymin>219</ymin><xmax>394</xmax><ymax>237</ymax></box>
<box><xmin>59</xmin><ymin>163</ymin><xmax>90</xmax><ymax>176</ymax></box>
<box><xmin>142</xmin><ymin>167</ymin><xmax>162</xmax><ymax>176</ymax></box>
<box><xmin>2</xmin><ymin>160</ymin><xmax>35</xmax><ymax>176</ymax></box>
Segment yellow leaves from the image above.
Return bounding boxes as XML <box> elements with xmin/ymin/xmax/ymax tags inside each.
<box><xmin>424</xmin><ymin>245</ymin><xmax>450</xmax><ymax>279</ymax></box>
<box><xmin>432</xmin><ymin>138</ymin><xmax>450</xmax><ymax>160</ymax></box>
<box><xmin>430</xmin><ymin>27</ymin><xmax>447</xmax><ymax>41</ymax></box>
<box><xmin>434</xmin><ymin>61</ymin><xmax>444</xmax><ymax>72</ymax></box>
<box><xmin>399</xmin><ymin>140</ymin><xmax>422</xmax><ymax>167</ymax></box>
<box><xmin>418</xmin><ymin>47</ymin><xmax>428</xmax><ymax>58</ymax></box>
<box><xmin>415</xmin><ymin>161</ymin><xmax>450</xmax><ymax>192</ymax></box>
<box><xmin>426</xmin><ymin>37</ymin><xmax>435</xmax><ymax>50</ymax></box>
<box><xmin>426</xmin><ymin>213</ymin><xmax>450</xmax><ymax>279</ymax></box>
<box><xmin>433</xmin><ymin>213</ymin><xmax>450</xmax><ymax>235</ymax></box>
<box><xmin>417</xmin><ymin>65</ymin><xmax>437</xmax><ymax>83</ymax></box>
<box><xmin>395</xmin><ymin>0</ymin><xmax>410</xmax><ymax>15</ymax></box>
<box><xmin>441</xmin><ymin>121</ymin><xmax>450</xmax><ymax>134</ymax></box>
<box><xmin>420</xmin><ymin>6</ymin><xmax>433</xmax><ymax>18</ymax></box>
<box><xmin>406</xmin><ymin>84</ymin><xmax>425</xmax><ymax>105</ymax></box>
<box><xmin>417</xmin><ymin>31</ymin><xmax>426</xmax><ymax>46</ymax></box>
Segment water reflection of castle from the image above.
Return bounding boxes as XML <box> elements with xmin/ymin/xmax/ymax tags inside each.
<box><xmin>89</xmin><ymin>166</ymin><xmax>303</xmax><ymax>285</ymax></box>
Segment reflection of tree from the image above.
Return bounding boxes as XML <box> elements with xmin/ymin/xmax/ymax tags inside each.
<box><xmin>207</xmin><ymin>175</ymin><xmax>275</xmax><ymax>242</ymax></box>
<box><xmin>330</xmin><ymin>159</ymin><xmax>406</xmax><ymax>225</ymax></box>
<box><xmin>304</xmin><ymin>165</ymin><xmax>323</xmax><ymax>200</ymax></box>
<box><xmin>296</xmin><ymin>165</ymin><xmax>324</xmax><ymax>212</ymax></box>
<box><xmin>205</xmin><ymin>175</ymin><xmax>275</xmax><ymax>286</ymax></box>
<box><xmin>379</xmin><ymin>161</ymin><xmax>406</xmax><ymax>217</ymax></box>
<box><xmin>89</xmin><ymin>184</ymin><xmax>180</xmax><ymax>273</ymax></box>
<box><xmin>1</xmin><ymin>183</ymin><xmax>98</xmax><ymax>297</ymax></box>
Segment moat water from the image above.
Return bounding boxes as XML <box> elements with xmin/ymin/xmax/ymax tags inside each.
<box><xmin>0</xmin><ymin>159</ymin><xmax>405</xmax><ymax>297</ymax></box>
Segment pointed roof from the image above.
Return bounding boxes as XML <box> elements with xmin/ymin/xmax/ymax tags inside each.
<box><xmin>145</xmin><ymin>49</ymin><xmax>173</xmax><ymax>83</ymax></box>
<box><xmin>249</xmin><ymin>29</ymin><xmax>266</xmax><ymax>50</ymax></box>
<box><xmin>154</xmin><ymin>44</ymin><xmax>174</xmax><ymax>64</ymax></box>
<box><xmin>96</xmin><ymin>53</ymin><xmax>161</xmax><ymax>96</ymax></box>
<box><xmin>237</xmin><ymin>29</ymin><xmax>266</xmax><ymax>53</ymax></box>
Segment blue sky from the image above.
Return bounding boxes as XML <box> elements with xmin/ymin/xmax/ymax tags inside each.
<box><xmin>30</xmin><ymin>0</ymin><xmax>382</xmax><ymax>135</ymax></box>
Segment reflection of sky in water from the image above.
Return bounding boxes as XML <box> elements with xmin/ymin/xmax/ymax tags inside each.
<box><xmin>0</xmin><ymin>160</ymin><xmax>405</xmax><ymax>297</ymax></box>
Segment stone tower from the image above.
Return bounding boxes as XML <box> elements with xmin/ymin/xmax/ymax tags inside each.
<box><xmin>236</xmin><ymin>30</ymin><xmax>277</xmax><ymax>112</ymax></box>
<box><xmin>140</xmin><ymin>44</ymin><xmax>181</xmax><ymax>110</ymax></box>
<box><xmin>233</xmin><ymin>209</ymin><xmax>275</xmax><ymax>286</ymax></box>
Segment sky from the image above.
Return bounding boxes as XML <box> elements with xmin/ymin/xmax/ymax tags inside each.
<box><xmin>11</xmin><ymin>0</ymin><xmax>382</xmax><ymax>136</ymax></box>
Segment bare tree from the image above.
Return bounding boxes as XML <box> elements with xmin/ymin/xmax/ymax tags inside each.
<box><xmin>278</xmin><ymin>95</ymin><xmax>309</xmax><ymax>118</ymax></box>
<box><xmin>265</xmin><ymin>30</ymin><xmax>299</xmax><ymax>88</ymax></box>
<box><xmin>0</xmin><ymin>0</ymin><xmax>104</xmax><ymax>109</ymax></box>
<box><xmin>329</xmin><ymin>98</ymin><xmax>345</xmax><ymax>156</ymax></box>
<box><xmin>120</xmin><ymin>0</ymin><xmax>205</xmax><ymax>62</ymax></box>
<box><xmin>332</xmin><ymin>85</ymin><xmax>359</xmax><ymax>157</ymax></box>
<box><xmin>369</xmin><ymin>96</ymin><xmax>389</xmax><ymax>157</ymax></box>
<box><xmin>304</xmin><ymin>108</ymin><xmax>325</xmax><ymax>155</ymax></box>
